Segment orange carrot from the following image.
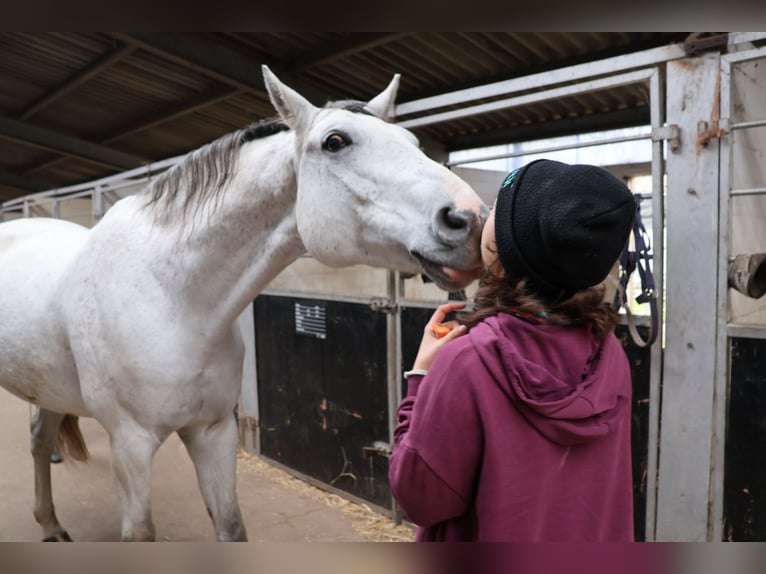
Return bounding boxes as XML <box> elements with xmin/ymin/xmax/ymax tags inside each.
<box><xmin>432</xmin><ymin>323</ymin><xmax>452</xmax><ymax>338</ymax></box>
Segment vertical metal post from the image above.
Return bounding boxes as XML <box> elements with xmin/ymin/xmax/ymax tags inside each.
<box><xmin>22</xmin><ymin>200</ymin><xmax>30</xmax><ymax>218</ymax></box>
<box><xmin>655</xmin><ymin>53</ymin><xmax>722</xmax><ymax>541</ymax></box>
<box><xmin>644</xmin><ymin>67</ymin><xmax>666</xmax><ymax>541</ymax></box>
<box><xmin>710</xmin><ymin>54</ymin><xmax>735</xmax><ymax>543</ymax></box>
<box><xmin>386</xmin><ymin>269</ymin><xmax>403</xmax><ymax>522</ymax></box>
<box><xmin>93</xmin><ymin>185</ymin><xmax>104</xmax><ymax>225</ymax></box>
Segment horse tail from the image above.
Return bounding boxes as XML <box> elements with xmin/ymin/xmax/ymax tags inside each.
<box><xmin>57</xmin><ymin>414</ymin><xmax>90</xmax><ymax>462</ymax></box>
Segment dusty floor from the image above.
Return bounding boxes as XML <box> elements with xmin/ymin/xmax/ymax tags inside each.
<box><xmin>0</xmin><ymin>392</ymin><xmax>415</xmax><ymax>542</ymax></box>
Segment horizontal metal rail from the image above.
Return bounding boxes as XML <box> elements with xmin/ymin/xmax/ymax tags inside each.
<box><xmin>728</xmin><ymin>323</ymin><xmax>766</xmax><ymax>341</ymax></box>
<box><xmin>396</xmin><ymin>45</ymin><xmax>683</xmax><ymax>117</ymax></box>
<box><xmin>447</xmin><ymin>131</ymin><xmax>651</xmax><ymax>167</ymax></box>
<box><xmin>260</xmin><ymin>288</ymin><xmax>387</xmax><ymax>307</ymax></box>
<box><xmin>727</xmin><ymin>32</ymin><xmax>766</xmax><ymax>45</ymax></box>
<box><xmin>729</xmin><ymin>118</ymin><xmax>766</xmax><ymax>131</ymax></box>
<box><xmin>399</xmin><ymin>69</ymin><xmax>656</xmax><ymax>130</ymax></box>
<box><xmin>2</xmin><ymin>155</ymin><xmax>182</xmax><ymax>208</ymax></box>
<box><xmin>730</xmin><ymin>187</ymin><xmax>766</xmax><ymax>197</ymax></box>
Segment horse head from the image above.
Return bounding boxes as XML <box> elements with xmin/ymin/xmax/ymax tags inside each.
<box><xmin>262</xmin><ymin>65</ymin><xmax>487</xmax><ymax>291</ymax></box>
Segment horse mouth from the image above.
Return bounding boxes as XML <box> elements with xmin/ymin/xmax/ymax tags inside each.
<box><xmin>411</xmin><ymin>252</ymin><xmax>482</xmax><ymax>291</ymax></box>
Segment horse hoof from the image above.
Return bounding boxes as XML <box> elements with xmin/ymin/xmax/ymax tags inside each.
<box><xmin>50</xmin><ymin>451</ymin><xmax>63</xmax><ymax>464</ymax></box>
<box><xmin>43</xmin><ymin>531</ymin><xmax>73</xmax><ymax>542</ymax></box>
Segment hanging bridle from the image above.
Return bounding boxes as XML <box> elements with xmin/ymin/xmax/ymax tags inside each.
<box><xmin>613</xmin><ymin>193</ymin><xmax>659</xmax><ymax>348</ymax></box>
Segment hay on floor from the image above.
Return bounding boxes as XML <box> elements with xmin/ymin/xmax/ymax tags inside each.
<box><xmin>237</xmin><ymin>449</ymin><xmax>415</xmax><ymax>542</ymax></box>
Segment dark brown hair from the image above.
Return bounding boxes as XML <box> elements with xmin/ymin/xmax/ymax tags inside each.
<box><xmin>459</xmin><ymin>261</ymin><xmax>619</xmax><ymax>340</ymax></box>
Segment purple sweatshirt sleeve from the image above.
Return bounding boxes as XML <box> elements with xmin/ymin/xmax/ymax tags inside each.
<box><xmin>388</xmin><ymin>341</ymin><xmax>483</xmax><ymax>527</ymax></box>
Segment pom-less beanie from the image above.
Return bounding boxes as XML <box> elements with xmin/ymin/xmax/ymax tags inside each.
<box><xmin>494</xmin><ymin>159</ymin><xmax>636</xmax><ymax>304</ymax></box>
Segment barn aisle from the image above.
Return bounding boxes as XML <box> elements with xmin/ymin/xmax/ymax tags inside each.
<box><xmin>0</xmin><ymin>392</ymin><xmax>411</xmax><ymax>542</ymax></box>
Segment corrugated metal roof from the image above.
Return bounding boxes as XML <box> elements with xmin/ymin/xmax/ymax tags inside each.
<box><xmin>0</xmin><ymin>32</ymin><xmax>693</xmax><ymax>201</ymax></box>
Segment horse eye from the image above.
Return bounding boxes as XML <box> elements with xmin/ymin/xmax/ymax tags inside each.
<box><xmin>323</xmin><ymin>133</ymin><xmax>348</xmax><ymax>152</ymax></box>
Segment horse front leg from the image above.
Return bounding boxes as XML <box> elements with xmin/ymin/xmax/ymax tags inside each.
<box><xmin>30</xmin><ymin>408</ymin><xmax>71</xmax><ymax>541</ymax></box>
<box><xmin>178</xmin><ymin>413</ymin><xmax>247</xmax><ymax>541</ymax></box>
<box><xmin>109</xmin><ymin>421</ymin><xmax>162</xmax><ymax>541</ymax></box>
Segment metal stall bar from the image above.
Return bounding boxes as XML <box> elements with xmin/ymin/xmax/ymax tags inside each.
<box><xmin>10</xmin><ymin>188</ymin><xmax>94</xmax><ymax>210</ymax></box>
<box><xmin>1</xmin><ymin>154</ymin><xmax>182</xmax><ymax>211</ymax></box>
<box><xmin>387</xmin><ymin>270</ymin><xmax>403</xmax><ymax>522</ymax></box>
<box><xmin>727</xmin><ymin>32</ymin><xmax>766</xmax><ymax>46</ymax></box>
<box><xmin>713</xmin><ymin>49</ymin><xmax>738</xmax><ymax>542</ymax></box>
<box><xmin>396</xmin><ymin>44</ymin><xmax>685</xmax><ymax>118</ymax></box>
<box><xmin>93</xmin><ymin>185</ymin><xmax>104</xmax><ymax>224</ymax></box>
<box><xmin>446</xmin><ymin>131</ymin><xmax>652</xmax><ymax>168</ymax></box>
<box><xmin>645</xmin><ymin>67</ymin><xmax>665</xmax><ymax>541</ymax></box>
<box><xmin>399</xmin><ymin>69</ymin><xmax>657</xmax><ymax>130</ymax></box>
<box><xmin>726</xmin><ymin>119</ymin><xmax>766</xmax><ymax>130</ymax></box>
<box><xmin>729</xmin><ymin>187</ymin><xmax>766</xmax><ymax>197</ymax></box>
<box><xmin>712</xmin><ymin>44</ymin><xmax>766</xmax><ymax>542</ymax></box>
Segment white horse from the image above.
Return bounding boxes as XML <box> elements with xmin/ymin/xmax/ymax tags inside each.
<box><xmin>0</xmin><ymin>66</ymin><xmax>486</xmax><ymax>541</ymax></box>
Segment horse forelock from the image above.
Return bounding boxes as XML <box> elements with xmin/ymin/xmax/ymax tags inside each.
<box><xmin>144</xmin><ymin>117</ymin><xmax>290</xmax><ymax>220</ymax></box>
<box><xmin>325</xmin><ymin>99</ymin><xmax>376</xmax><ymax>117</ymax></box>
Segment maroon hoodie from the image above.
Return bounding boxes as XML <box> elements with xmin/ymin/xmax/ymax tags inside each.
<box><xmin>389</xmin><ymin>312</ymin><xmax>634</xmax><ymax>542</ymax></box>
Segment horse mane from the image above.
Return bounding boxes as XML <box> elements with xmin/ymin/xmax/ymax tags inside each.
<box><xmin>143</xmin><ymin>117</ymin><xmax>290</xmax><ymax>218</ymax></box>
<box><xmin>142</xmin><ymin>101</ymin><xmax>374</xmax><ymax>220</ymax></box>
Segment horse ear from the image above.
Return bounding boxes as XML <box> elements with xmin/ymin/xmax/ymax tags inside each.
<box><xmin>366</xmin><ymin>74</ymin><xmax>400</xmax><ymax>121</ymax></box>
<box><xmin>262</xmin><ymin>65</ymin><xmax>317</xmax><ymax>131</ymax></box>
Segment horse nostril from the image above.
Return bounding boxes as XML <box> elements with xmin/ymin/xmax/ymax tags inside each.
<box><xmin>438</xmin><ymin>206</ymin><xmax>470</xmax><ymax>231</ymax></box>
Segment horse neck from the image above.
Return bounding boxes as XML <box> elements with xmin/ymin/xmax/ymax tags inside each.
<box><xmin>148</xmin><ymin>134</ymin><xmax>305</xmax><ymax>340</ymax></box>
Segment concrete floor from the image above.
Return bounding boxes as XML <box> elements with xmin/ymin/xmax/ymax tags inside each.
<box><xmin>0</xmin><ymin>391</ymin><xmax>386</xmax><ymax>542</ymax></box>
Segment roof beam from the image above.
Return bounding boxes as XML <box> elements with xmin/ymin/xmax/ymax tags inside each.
<box><xmin>0</xmin><ymin>116</ymin><xmax>146</xmax><ymax>170</ymax></box>
<box><xmin>18</xmin><ymin>43</ymin><xmax>137</xmax><ymax>120</ymax></box>
<box><xmin>109</xmin><ymin>33</ymin><xmax>330</xmax><ymax>104</ymax></box>
<box><xmin>19</xmin><ymin>85</ymin><xmax>242</xmax><ymax>177</ymax></box>
<box><xmin>285</xmin><ymin>33</ymin><xmax>409</xmax><ymax>71</ymax></box>
<box><xmin>102</xmin><ymin>85</ymin><xmax>242</xmax><ymax>144</ymax></box>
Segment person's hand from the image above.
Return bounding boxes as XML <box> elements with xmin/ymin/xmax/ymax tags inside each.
<box><xmin>411</xmin><ymin>302</ymin><xmax>467</xmax><ymax>372</ymax></box>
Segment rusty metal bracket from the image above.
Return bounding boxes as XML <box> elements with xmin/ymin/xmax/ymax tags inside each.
<box><xmin>652</xmin><ymin>124</ymin><xmax>681</xmax><ymax>153</ymax></box>
<box><xmin>696</xmin><ymin>66</ymin><xmax>727</xmax><ymax>154</ymax></box>
<box><xmin>684</xmin><ymin>32</ymin><xmax>728</xmax><ymax>56</ymax></box>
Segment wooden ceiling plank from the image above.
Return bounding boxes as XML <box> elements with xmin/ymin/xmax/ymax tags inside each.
<box><xmin>18</xmin><ymin>43</ymin><xmax>137</xmax><ymax>120</ymax></box>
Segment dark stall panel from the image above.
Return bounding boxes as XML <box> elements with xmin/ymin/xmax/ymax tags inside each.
<box><xmin>615</xmin><ymin>324</ymin><xmax>651</xmax><ymax>542</ymax></box>
<box><xmin>255</xmin><ymin>295</ymin><xmax>391</xmax><ymax>508</ymax></box>
<box><xmin>724</xmin><ymin>337</ymin><xmax>766</xmax><ymax>541</ymax></box>
<box><xmin>400</xmin><ymin>308</ymin><xmax>651</xmax><ymax>540</ymax></box>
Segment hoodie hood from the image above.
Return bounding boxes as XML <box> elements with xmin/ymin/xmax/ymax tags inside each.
<box><xmin>470</xmin><ymin>313</ymin><xmax>630</xmax><ymax>446</ymax></box>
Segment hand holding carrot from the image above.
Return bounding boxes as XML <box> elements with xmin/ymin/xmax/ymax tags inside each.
<box><xmin>411</xmin><ymin>302</ymin><xmax>467</xmax><ymax>372</ymax></box>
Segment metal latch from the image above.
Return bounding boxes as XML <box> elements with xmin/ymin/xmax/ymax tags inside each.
<box><xmin>652</xmin><ymin>124</ymin><xmax>681</xmax><ymax>153</ymax></box>
<box><xmin>369</xmin><ymin>297</ymin><xmax>398</xmax><ymax>314</ymax></box>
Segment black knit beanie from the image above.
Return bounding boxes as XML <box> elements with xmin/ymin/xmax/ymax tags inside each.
<box><xmin>494</xmin><ymin>159</ymin><xmax>636</xmax><ymax>304</ymax></box>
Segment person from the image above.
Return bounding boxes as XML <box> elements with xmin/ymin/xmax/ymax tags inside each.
<box><xmin>389</xmin><ymin>158</ymin><xmax>636</xmax><ymax>542</ymax></box>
